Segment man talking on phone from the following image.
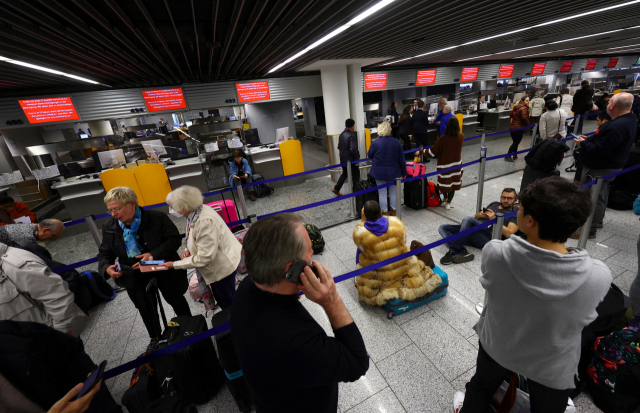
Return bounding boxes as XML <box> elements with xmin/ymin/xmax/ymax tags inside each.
<box><xmin>231</xmin><ymin>213</ymin><xmax>369</xmax><ymax>413</ymax></box>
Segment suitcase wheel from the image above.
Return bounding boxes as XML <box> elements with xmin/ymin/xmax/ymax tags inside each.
<box><xmin>387</xmin><ymin>311</ymin><xmax>395</xmax><ymax>320</ymax></box>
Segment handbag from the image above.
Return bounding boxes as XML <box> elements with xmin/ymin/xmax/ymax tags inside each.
<box><xmin>493</xmin><ymin>373</ymin><xmax>577</xmax><ymax>413</ymax></box>
<box><xmin>551</xmin><ymin>112</ymin><xmax>564</xmax><ymax>141</ymax></box>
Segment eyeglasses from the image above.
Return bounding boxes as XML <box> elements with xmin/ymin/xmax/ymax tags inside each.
<box><xmin>501</xmin><ymin>196</ymin><xmax>515</xmax><ymax>201</ymax></box>
<box><xmin>107</xmin><ymin>203</ymin><xmax>129</xmax><ymax>215</ymax></box>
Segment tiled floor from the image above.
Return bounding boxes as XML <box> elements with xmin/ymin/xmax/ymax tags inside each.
<box><xmin>42</xmin><ymin>118</ymin><xmax>640</xmax><ymax>413</ymax></box>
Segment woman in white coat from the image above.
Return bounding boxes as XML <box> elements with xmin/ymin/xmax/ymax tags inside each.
<box><xmin>558</xmin><ymin>88</ymin><xmax>573</xmax><ymax>116</ymax></box>
<box><xmin>539</xmin><ymin>100</ymin><xmax>568</xmax><ymax>140</ymax></box>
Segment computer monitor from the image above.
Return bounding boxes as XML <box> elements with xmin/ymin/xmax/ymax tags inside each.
<box><xmin>79</xmin><ymin>134</ymin><xmax>89</xmax><ymax>139</ymax></box>
<box><xmin>275</xmin><ymin>127</ymin><xmax>289</xmax><ymax>144</ymax></box>
<box><xmin>230</xmin><ymin>116</ymin><xmax>236</xmax><ymax>120</ymax></box>
<box><xmin>186</xmin><ymin>121</ymin><xmax>193</xmax><ymax>127</ymax></box>
<box><xmin>141</xmin><ymin>139</ymin><xmax>167</xmax><ymax>157</ymax></box>
<box><xmin>244</xmin><ymin>128</ymin><xmax>261</xmax><ymax>147</ymax></box>
<box><xmin>97</xmin><ymin>149</ymin><xmax>126</xmax><ymax>169</ymax></box>
<box><xmin>429</xmin><ymin>103</ymin><xmax>438</xmax><ymax>115</ymax></box>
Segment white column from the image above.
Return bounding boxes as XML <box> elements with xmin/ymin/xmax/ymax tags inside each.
<box><xmin>347</xmin><ymin>63</ymin><xmax>366</xmax><ymax>160</ymax></box>
<box><xmin>87</xmin><ymin>120</ymin><xmax>113</xmax><ymax>137</ymax></box>
<box><xmin>320</xmin><ymin>65</ymin><xmax>351</xmax><ymax>165</ymax></box>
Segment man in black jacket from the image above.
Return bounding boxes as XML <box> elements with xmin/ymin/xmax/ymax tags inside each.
<box><xmin>332</xmin><ymin>118</ymin><xmax>360</xmax><ymax>197</ymax></box>
<box><xmin>572</xmin><ymin>92</ymin><xmax>637</xmax><ymax>239</ymax></box>
<box><xmin>412</xmin><ymin>100</ymin><xmax>431</xmax><ymax>150</ymax></box>
<box><xmin>97</xmin><ymin>187</ymin><xmax>190</xmax><ymax>343</ymax></box>
<box><xmin>573</xmin><ymin>80</ymin><xmax>595</xmax><ymax>134</ymax></box>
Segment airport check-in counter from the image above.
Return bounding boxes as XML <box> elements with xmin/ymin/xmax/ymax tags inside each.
<box><xmin>478</xmin><ymin>110</ymin><xmax>512</xmax><ymax>141</ymax></box>
<box><xmin>247</xmin><ymin>146</ymin><xmax>285</xmax><ymax>189</ymax></box>
<box><xmin>462</xmin><ymin>114</ymin><xmax>480</xmax><ymax>143</ymax></box>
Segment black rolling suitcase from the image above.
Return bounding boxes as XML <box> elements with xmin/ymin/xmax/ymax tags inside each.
<box><xmin>146</xmin><ymin>278</ymin><xmax>225</xmax><ymax>405</ymax></box>
<box><xmin>121</xmin><ymin>360</ymin><xmax>163</xmax><ymax>413</ymax></box>
<box><xmin>404</xmin><ymin>179</ymin><xmax>425</xmax><ymax>210</ymax></box>
<box><xmin>211</xmin><ymin>308</ymin><xmax>253</xmax><ymax>413</ymax></box>
<box><xmin>354</xmin><ymin>179</ymin><xmax>379</xmax><ymax>213</ymax></box>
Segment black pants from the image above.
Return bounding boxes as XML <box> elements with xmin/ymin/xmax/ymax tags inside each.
<box><xmin>444</xmin><ymin>191</ymin><xmax>455</xmax><ymax>203</ymax></box>
<box><xmin>508</xmin><ymin>130</ymin><xmax>524</xmax><ymax>155</ymax></box>
<box><xmin>414</xmin><ymin>133</ymin><xmax>429</xmax><ymax>147</ymax></box>
<box><xmin>398</xmin><ymin>133</ymin><xmax>412</xmax><ymax>153</ymax></box>
<box><xmin>460</xmin><ymin>343</ymin><xmax>572</xmax><ymax>413</ymax></box>
<box><xmin>128</xmin><ymin>272</ymin><xmax>191</xmax><ymax>338</ymax></box>
<box><xmin>209</xmin><ymin>271</ymin><xmax>236</xmax><ymax>309</ymax></box>
<box><xmin>335</xmin><ymin>163</ymin><xmax>360</xmax><ymax>192</ymax></box>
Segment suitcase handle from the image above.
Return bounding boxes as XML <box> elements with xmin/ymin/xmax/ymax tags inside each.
<box><xmin>145</xmin><ymin>278</ymin><xmax>168</xmax><ymax>336</ymax></box>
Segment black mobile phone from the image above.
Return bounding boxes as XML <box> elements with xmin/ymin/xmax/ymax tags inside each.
<box><xmin>285</xmin><ymin>260</ymin><xmax>319</xmax><ymax>284</ymax></box>
<box><xmin>482</xmin><ymin>207</ymin><xmax>488</xmax><ymax>213</ymax></box>
<box><xmin>76</xmin><ymin>360</ymin><xmax>106</xmax><ymax>399</ymax></box>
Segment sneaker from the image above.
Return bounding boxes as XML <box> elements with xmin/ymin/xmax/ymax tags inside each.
<box><xmin>504</xmin><ymin>156</ymin><xmax>514</xmax><ymax>163</ymax></box>
<box><xmin>596</xmin><ymin>221</ymin><xmax>603</xmax><ymax>228</ymax></box>
<box><xmin>453</xmin><ymin>391</ymin><xmax>465</xmax><ymax>413</ymax></box>
<box><xmin>475</xmin><ymin>303</ymin><xmax>484</xmax><ymax>315</ymax></box>
<box><xmin>440</xmin><ymin>251</ymin><xmax>457</xmax><ymax>265</ymax></box>
<box><xmin>445</xmin><ymin>203</ymin><xmax>451</xmax><ymax>210</ymax></box>
<box><xmin>332</xmin><ymin>189</ymin><xmax>343</xmax><ymax>197</ymax></box>
<box><xmin>453</xmin><ymin>251</ymin><xmax>475</xmax><ymax>264</ymax></box>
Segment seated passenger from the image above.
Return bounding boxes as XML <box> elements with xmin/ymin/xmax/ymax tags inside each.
<box><xmin>0</xmin><ymin>196</ymin><xmax>37</xmax><ymax>226</ymax></box>
<box><xmin>454</xmin><ymin>177</ymin><xmax>612</xmax><ymax>413</ymax></box>
<box><xmin>231</xmin><ymin>213</ymin><xmax>369</xmax><ymax>413</ymax></box>
<box><xmin>0</xmin><ymin>242</ymin><xmax>87</xmax><ymax>337</ymax></box>
<box><xmin>353</xmin><ymin>201</ymin><xmax>442</xmax><ymax>306</ymax></box>
<box><xmin>0</xmin><ymin>219</ymin><xmax>63</xmax><ymax>247</ymax></box>
<box><xmin>228</xmin><ymin>150</ymin><xmax>256</xmax><ymax>201</ymax></box>
<box><xmin>438</xmin><ymin>188</ymin><xmax>518</xmax><ymax>265</ymax></box>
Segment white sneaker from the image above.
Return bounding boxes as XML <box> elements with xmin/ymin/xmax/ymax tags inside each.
<box><xmin>445</xmin><ymin>204</ymin><xmax>451</xmax><ymax>210</ymax></box>
<box><xmin>475</xmin><ymin>303</ymin><xmax>484</xmax><ymax>315</ymax></box>
<box><xmin>453</xmin><ymin>391</ymin><xmax>465</xmax><ymax>413</ymax></box>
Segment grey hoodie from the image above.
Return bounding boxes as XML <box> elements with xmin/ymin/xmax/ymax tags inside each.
<box><xmin>474</xmin><ymin>235</ymin><xmax>611</xmax><ymax>389</ymax></box>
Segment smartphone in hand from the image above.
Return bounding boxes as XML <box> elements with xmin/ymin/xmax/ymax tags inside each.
<box><xmin>571</xmin><ymin>133</ymin><xmax>580</xmax><ymax>139</ymax></box>
<box><xmin>285</xmin><ymin>261</ymin><xmax>320</xmax><ymax>284</ymax></box>
<box><xmin>140</xmin><ymin>260</ymin><xmax>166</xmax><ymax>266</ymax></box>
<box><xmin>76</xmin><ymin>360</ymin><xmax>106</xmax><ymax>399</ymax></box>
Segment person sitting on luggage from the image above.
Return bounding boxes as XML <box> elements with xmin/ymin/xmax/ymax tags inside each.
<box><xmin>367</xmin><ymin>121</ymin><xmax>406</xmax><ymax>216</ymax></box>
<box><xmin>97</xmin><ymin>187</ymin><xmax>191</xmax><ymax>347</ymax></box>
<box><xmin>0</xmin><ymin>195</ymin><xmax>37</xmax><ymax>226</ymax></box>
<box><xmin>0</xmin><ymin>242</ymin><xmax>88</xmax><ymax>337</ymax></box>
<box><xmin>453</xmin><ymin>177</ymin><xmax>612</xmax><ymax>413</ymax></box>
<box><xmin>228</xmin><ymin>150</ymin><xmax>256</xmax><ymax>201</ymax></box>
<box><xmin>231</xmin><ymin>213</ymin><xmax>369</xmax><ymax>413</ymax></box>
<box><xmin>353</xmin><ymin>201</ymin><xmax>441</xmax><ymax>305</ymax></box>
<box><xmin>438</xmin><ymin>188</ymin><xmax>519</xmax><ymax>265</ymax></box>
<box><xmin>163</xmin><ymin>186</ymin><xmax>241</xmax><ymax>310</ymax></box>
<box><xmin>0</xmin><ymin>219</ymin><xmax>64</xmax><ymax>247</ymax></box>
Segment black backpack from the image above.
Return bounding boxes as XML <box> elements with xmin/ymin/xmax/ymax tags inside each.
<box><xmin>252</xmin><ymin>173</ymin><xmax>274</xmax><ymax>198</ymax></box>
<box><xmin>525</xmin><ymin>138</ymin><xmax>570</xmax><ymax>172</ymax></box>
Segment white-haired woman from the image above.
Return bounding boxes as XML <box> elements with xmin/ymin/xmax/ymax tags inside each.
<box><xmin>163</xmin><ymin>186</ymin><xmax>241</xmax><ymax>309</ymax></box>
<box><xmin>367</xmin><ymin>121</ymin><xmax>406</xmax><ymax>216</ymax></box>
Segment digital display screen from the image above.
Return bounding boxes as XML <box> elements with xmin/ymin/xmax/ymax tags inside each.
<box><xmin>585</xmin><ymin>59</ymin><xmax>598</xmax><ymax>70</ymax></box>
<box><xmin>498</xmin><ymin>64</ymin><xmax>515</xmax><ymax>79</ymax></box>
<box><xmin>559</xmin><ymin>61</ymin><xmax>574</xmax><ymax>73</ymax></box>
<box><xmin>460</xmin><ymin>67</ymin><xmax>479</xmax><ymax>81</ymax></box>
<box><xmin>236</xmin><ymin>82</ymin><xmax>271</xmax><ymax>102</ymax></box>
<box><xmin>364</xmin><ymin>73</ymin><xmax>388</xmax><ymax>91</ymax></box>
<box><xmin>607</xmin><ymin>57</ymin><xmax>619</xmax><ymax>68</ymax></box>
<box><xmin>416</xmin><ymin>70</ymin><xmax>437</xmax><ymax>85</ymax></box>
<box><xmin>142</xmin><ymin>88</ymin><xmax>187</xmax><ymax>112</ymax></box>
<box><xmin>531</xmin><ymin>62</ymin><xmax>546</xmax><ymax>75</ymax></box>
<box><xmin>18</xmin><ymin>97</ymin><xmax>80</xmax><ymax>124</ymax></box>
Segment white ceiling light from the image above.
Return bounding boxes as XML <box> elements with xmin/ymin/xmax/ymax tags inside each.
<box><xmin>268</xmin><ymin>0</ymin><xmax>395</xmax><ymax>73</ymax></box>
<box><xmin>384</xmin><ymin>0</ymin><xmax>640</xmax><ymax>66</ymax></box>
<box><xmin>0</xmin><ymin>55</ymin><xmax>102</xmax><ymax>85</ymax></box>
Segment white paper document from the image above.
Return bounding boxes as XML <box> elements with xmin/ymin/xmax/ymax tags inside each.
<box><xmin>204</xmin><ymin>142</ymin><xmax>219</xmax><ymax>152</ymax></box>
<box><xmin>14</xmin><ymin>216</ymin><xmax>32</xmax><ymax>224</ymax></box>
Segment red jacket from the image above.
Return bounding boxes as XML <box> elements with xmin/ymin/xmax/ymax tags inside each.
<box><xmin>510</xmin><ymin>104</ymin><xmax>530</xmax><ymax>130</ymax></box>
<box><xmin>0</xmin><ymin>201</ymin><xmax>36</xmax><ymax>226</ymax></box>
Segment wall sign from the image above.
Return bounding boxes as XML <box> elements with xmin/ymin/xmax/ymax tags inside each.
<box><xmin>142</xmin><ymin>88</ymin><xmax>187</xmax><ymax>112</ymax></box>
<box><xmin>585</xmin><ymin>59</ymin><xmax>598</xmax><ymax>70</ymax></box>
<box><xmin>460</xmin><ymin>67</ymin><xmax>479</xmax><ymax>81</ymax></box>
<box><xmin>364</xmin><ymin>73</ymin><xmax>388</xmax><ymax>90</ymax></box>
<box><xmin>559</xmin><ymin>61</ymin><xmax>574</xmax><ymax>73</ymax></box>
<box><xmin>498</xmin><ymin>64</ymin><xmax>515</xmax><ymax>78</ymax></box>
<box><xmin>607</xmin><ymin>57</ymin><xmax>619</xmax><ymax>68</ymax></box>
<box><xmin>18</xmin><ymin>97</ymin><xmax>80</xmax><ymax>124</ymax></box>
<box><xmin>416</xmin><ymin>69</ymin><xmax>437</xmax><ymax>85</ymax></box>
<box><xmin>236</xmin><ymin>82</ymin><xmax>271</xmax><ymax>102</ymax></box>
<box><xmin>531</xmin><ymin>62</ymin><xmax>547</xmax><ymax>76</ymax></box>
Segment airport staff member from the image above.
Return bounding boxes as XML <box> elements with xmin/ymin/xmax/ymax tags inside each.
<box><xmin>475</xmin><ymin>95</ymin><xmax>488</xmax><ymax>111</ymax></box>
<box><xmin>0</xmin><ymin>196</ymin><xmax>37</xmax><ymax>226</ymax></box>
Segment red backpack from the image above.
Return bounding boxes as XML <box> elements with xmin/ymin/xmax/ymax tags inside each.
<box><xmin>426</xmin><ymin>181</ymin><xmax>442</xmax><ymax>207</ymax></box>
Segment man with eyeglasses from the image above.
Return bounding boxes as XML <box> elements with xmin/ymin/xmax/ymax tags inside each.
<box><xmin>438</xmin><ymin>188</ymin><xmax>519</xmax><ymax>265</ymax></box>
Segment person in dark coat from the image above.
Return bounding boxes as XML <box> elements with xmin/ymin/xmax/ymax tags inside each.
<box><xmin>411</xmin><ymin>100</ymin><xmax>431</xmax><ymax>163</ymax></box>
<box><xmin>332</xmin><ymin>119</ymin><xmax>360</xmax><ymax>197</ymax></box>
<box><xmin>97</xmin><ymin>186</ymin><xmax>190</xmax><ymax>344</ymax></box>
<box><xmin>572</xmin><ymin>80</ymin><xmax>595</xmax><ymax>134</ymax></box>
<box><xmin>388</xmin><ymin>101</ymin><xmax>399</xmax><ymax>138</ymax></box>
<box><xmin>367</xmin><ymin>122</ymin><xmax>406</xmax><ymax>216</ymax></box>
<box><xmin>398</xmin><ymin>105</ymin><xmax>414</xmax><ymax>158</ymax></box>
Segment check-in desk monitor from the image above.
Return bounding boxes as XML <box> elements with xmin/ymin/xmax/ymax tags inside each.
<box><xmin>276</xmin><ymin>127</ymin><xmax>289</xmax><ymax>144</ymax></box>
<box><xmin>142</xmin><ymin>139</ymin><xmax>167</xmax><ymax>157</ymax></box>
<box><xmin>98</xmin><ymin>149</ymin><xmax>126</xmax><ymax>169</ymax></box>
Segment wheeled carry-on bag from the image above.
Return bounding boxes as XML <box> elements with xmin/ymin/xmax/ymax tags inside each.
<box><xmin>146</xmin><ymin>278</ymin><xmax>225</xmax><ymax>405</ymax></box>
<box><xmin>404</xmin><ymin>179</ymin><xmax>425</xmax><ymax>210</ymax></box>
<box><xmin>383</xmin><ymin>266</ymin><xmax>448</xmax><ymax>319</ymax></box>
<box><xmin>354</xmin><ymin>179</ymin><xmax>379</xmax><ymax>214</ymax></box>
<box><xmin>211</xmin><ymin>308</ymin><xmax>253</xmax><ymax>413</ymax></box>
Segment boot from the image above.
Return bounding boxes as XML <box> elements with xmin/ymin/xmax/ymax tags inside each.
<box><xmin>390</xmin><ymin>208</ymin><xmax>396</xmax><ymax>217</ymax></box>
<box><xmin>381</xmin><ymin>210</ymin><xmax>388</xmax><ymax>216</ymax></box>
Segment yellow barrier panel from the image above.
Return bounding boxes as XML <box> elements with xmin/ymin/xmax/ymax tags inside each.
<box><xmin>614</xmin><ymin>89</ymin><xmax>622</xmax><ymax>94</ymax></box>
<box><xmin>455</xmin><ymin>113</ymin><xmax>464</xmax><ymax>129</ymax></box>
<box><xmin>365</xmin><ymin>128</ymin><xmax>371</xmax><ymax>153</ymax></box>
<box><xmin>100</xmin><ymin>169</ymin><xmax>147</xmax><ymax>207</ymax></box>
<box><xmin>279</xmin><ymin>140</ymin><xmax>305</xmax><ymax>176</ymax></box>
<box><xmin>134</xmin><ymin>163</ymin><xmax>173</xmax><ymax>206</ymax></box>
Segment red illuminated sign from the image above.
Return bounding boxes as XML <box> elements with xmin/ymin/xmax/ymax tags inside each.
<box><xmin>142</xmin><ymin>88</ymin><xmax>187</xmax><ymax>112</ymax></box>
<box><xmin>460</xmin><ymin>67</ymin><xmax>479</xmax><ymax>81</ymax></box>
<box><xmin>18</xmin><ymin>97</ymin><xmax>80</xmax><ymax>124</ymax></box>
<box><xmin>531</xmin><ymin>62</ymin><xmax>547</xmax><ymax>76</ymax></box>
<box><xmin>559</xmin><ymin>61</ymin><xmax>574</xmax><ymax>73</ymax></box>
<box><xmin>585</xmin><ymin>59</ymin><xmax>598</xmax><ymax>70</ymax></box>
<box><xmin>364</xmin><ymin>73</ymin><xmax>387</xmax><ymax>91</ymax></box>
<box><xmin>607</xmin><ymin>57</ymin><xmax>619</xmax><ymax>68</ymax></box>
<box><xmin>236</xmin><ymin>82</ymin><xmax>271</xmax><ymax>103</ymax></box>
<box><xmin>416</xmin><ymin>70</ymin><xmax>437</xmax><ymax>85</ymax></box>
<box><xmin>498</xmin><ymin>64</ymin><xmax>515</xmax><ymax>78</ymax></box>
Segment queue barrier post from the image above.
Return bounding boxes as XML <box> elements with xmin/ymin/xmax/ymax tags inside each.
<box><xmin>477</xmin><ymin>211</ymin><xmax>506</xmax><ymax>315</ymax></box>
<box><xmin>347</xmin><ymin>162</ymin><xmax>357</xmax><ymax>219</ymax></box>
<box><xmin>85</xmin><ymin>215</ymin><xmax>102</xmax><ymax>248</ymax></box>
<box><xmin>578</xmin><ymin>176</ymin><xmax>603</xmax><ymax>249</ymax></box>
<box><xmin>236</xmin><ymin>184</ymin><xmax>249</xmax><ymax>222</ymax></box>
<box><xmin>248</xmin><ymin>214</ymin><xmax>258</xmax><ymax>225</ymax></box>
<box><xmin>529</xmin><ymin>123</ymin><xmax>539</xmax><ymax>148</ymax></box>
<box><xmin>395</xmin><ymin>177</ymin><xmax>402</xmax><ymax>220</ymax></box>
<box><xmin>475</xmin><ymin>145</ymin><xmax>487</xmax><ymax>213</ymax></box>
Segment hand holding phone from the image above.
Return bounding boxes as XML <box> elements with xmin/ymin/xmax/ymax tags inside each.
<box><xmin>76</xmin><ymin>361</ymin><xmax>106</xmax><ymax>400</ymax></box>
<box><xmin>140</xmin><ymin>260</ymin><xmax>166</xmax><ymax>266</ymax></box>
<box><xmin>482</xmin><ymin>207</ymin><xmax>488</xmax><ymax>213</ymax></box>
<box><xmin>285</xmin><ymin>260</ymin><xmax>319</xmax><ymax>284</ymax></box>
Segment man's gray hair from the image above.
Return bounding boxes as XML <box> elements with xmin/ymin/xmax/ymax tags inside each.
<box><xmin>243</xmin><ymin>213</ymin><xmax>307</xmax><ymax>286</ymax></box>
<box><xmin>440</xmin><ymin>98</ymin><xmax>448</xmax><ymax>104</ymax></box>
<box><xmin>611</xmin><ymin>92</ymin><xmax>633</xmax><ymax>112</ymax></box>
<box><xmin>443</xmin><ymin>105</ymin><xmax>452</xmax><ymax>113</ymax></box>
<box><xmin>39</xmin><ymin>219</ymin><xmax>63</xmax><ymax>232</ymax></box>
<box><xmin>104</xmin><ymin>186</ymin><xmax>138</xmax><ymax>206</ymax></box>
<box><xmin>166</xmin><ymin>186</ymin><xmax>203</xmax><ymax>214</ymax></box>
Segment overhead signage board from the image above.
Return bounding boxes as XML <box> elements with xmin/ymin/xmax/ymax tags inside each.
<box><xmin>364</xmin><ymin>73</ymin><xmax>388</xmax><ymax>90</ymax></box>
<box><xmin>142</xmin><ymin>88</ymin><xmax>187</xmax><ymax>112</ymax></box>
<box><xmin>236</xmin><ymin>81</ymin><xmax>271</xmax><ymax>102</ymax></box>
<box><xmin>531</xmin><ymin>62</ymin><xmax>547</xmax><ymax>75</ymax></box>
<box><xmin>585</xmin><ymin>59</ymin><xmax>598</xmax><ymax>70</ymax></box>
<box><xmin>18</xmin><ymin>97</ymin><xmax>80</xmax><ymax>124</ymax></box>
<box><xmin>559</xmin><ymin>61</ymin><xmax>574</xmax><ymax>73</ymax></box>
<box><xmin>416</xmin><ymin>69</ymin><xmax>437</xmax><ymax>85</ymax></box>
<box><xmin>460</xmin><ymin>67</ymin><xmax>479</xmax><ymax>81</ymax></box>
<box><xmin>607</xmin><ymin>57</ymin><xmax>620</xmax><ymax>68</ymax></box>
<box><xmin>498</xmin><ymin>64</ymin><xmax>515</xmax><ymax>78</ymax></box>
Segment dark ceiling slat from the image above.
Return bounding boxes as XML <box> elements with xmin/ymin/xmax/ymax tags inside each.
<box><xmin>216</xmin><ymin>0</ymin><xmax>246</xmax><ymax>77</ymax></box>
<box><xmin>190</xmin><ymin>0</ymin><xmax>202</xmax><ymax>79</ymax></box>
<box><xmin>164</xmin><ymin>0</ymin><xmax>194</xmax><ymax>79</ymax></box>
<box><xmin>208</xmin><ymin>0</ymin><xmax>220</xmax><ymax>78</ymax></box>
<box><xmin>222</xmin><ymin>0</ymin><xmax>270</xmax><ymax>77</ymax></box>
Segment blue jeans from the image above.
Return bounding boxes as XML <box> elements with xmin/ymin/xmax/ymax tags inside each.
<box><xmin>438</xmin><ymin>216</ymin><xmax>492</xmax><ymax>254</ymax></box>
<box><xmin>376</xmin><ymin>179</ymin><xmax>397</xmax><ymax>211</ymax></box>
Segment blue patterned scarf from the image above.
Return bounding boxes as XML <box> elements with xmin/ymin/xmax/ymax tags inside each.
<box><xmin>119</xmin><ymin>207</ymin><xmax>142</xmax><ymax>258</ymax></box>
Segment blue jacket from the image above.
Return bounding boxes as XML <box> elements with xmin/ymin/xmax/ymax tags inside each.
<box><xmin>338</xmin><ymin>128</ymin><xmax>359</xmax><ymax>163</ymax></box>
<box><xmin>634</xmin><ymin>194</ymin><xmax>640</xmax><ymax>216</ymax></box>
<box><xmin>229</xmin><ymin>158</ymin><xmax>252</xmax><ymax>187</ymax></box>
<box><xmin>580</xmin><ymin>112</ymin><xmax>637</xmax><ymax>170</ymax></box>
<box><xmin>412</xmin><ymin>109</ymin><xmax>430</xmax><ymax>135</ymax></box>
<box><xmin>367</xmin><ymin>135</ymin><xmax>406</xmax><ymax>182</ymax></box>
<box><xmin>438</xmin><ymin>112</ymin><xmax>454</xmax><ymax>137</ymax></box>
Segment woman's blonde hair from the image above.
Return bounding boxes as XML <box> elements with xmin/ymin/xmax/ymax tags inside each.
<box><xmin>378</xmin><ymin>121</ymin><xmax>392</xmax><ymax>137</ymax></box>
<box><xmin>104</xmin><ymin>186</ymin><xmax>138</xmax><ymax>206</ymax></box>
<box><xmin>166</xmin><ymin>186</ymin><xmax>204</xmax><ymax>214</ymax></box>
